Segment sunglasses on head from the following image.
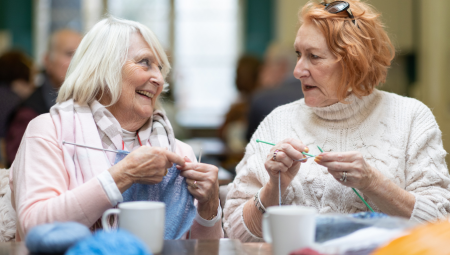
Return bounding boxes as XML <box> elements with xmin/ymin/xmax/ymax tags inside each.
<box><xmin>321</xmin><ymin>1</ymin><xmax>356</xmax><ymax>25</ymax></box>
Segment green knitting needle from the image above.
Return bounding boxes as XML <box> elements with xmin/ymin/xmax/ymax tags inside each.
<box><xmin>317</xmin><ymin>145</ymin><xmax>374</xmax><ymax>212</ymax></box>
<box><xmin>256</xmin><ymin>139</ymin><xmax>316</xmax><ymax>157</ymax></box>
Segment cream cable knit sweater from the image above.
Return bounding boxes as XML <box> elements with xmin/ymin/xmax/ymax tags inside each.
<box><xmin>223</xmin><ymin>89</ymin><xmax>450</xmax><ymax>242</ymax></box>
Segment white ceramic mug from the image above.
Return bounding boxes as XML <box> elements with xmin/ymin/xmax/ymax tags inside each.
<box><xmin>102</xmin><ymin>201</ymin><xmax>165</xmax><ymax>254</ymax></box>
<box><xmin>262</xmin><ymin>206</ymin><xmax>317</xmax><ymax>255</ymax></box>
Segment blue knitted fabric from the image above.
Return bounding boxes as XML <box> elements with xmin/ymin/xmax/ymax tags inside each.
<box><xmin>25</xmin><ymin>222</ymin><xmax>92</xmax><ymax>254</ymax></box>
<box><xmin>66</xmin><ymin>230</ymin><xmax>150</xmax><ymax>255</ymax></box>
<box><xmin>349</xmin><ymin>212</ymin><xmax>388</xmax><ymax>219</ymax></box>
<box><xmin>315</xmin><ymin>212</ymin><xmax>411</xmax><ymax>243</ymax></box>
<box><xmin>115</xmin><ymin>151</ymin><xmax>196</xmax><ymax>240</ymax></box>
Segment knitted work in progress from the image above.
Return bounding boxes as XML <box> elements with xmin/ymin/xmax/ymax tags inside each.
<box><xmin>118</xmin><ymin>157</ymin><xmax>196</xmax><ymax>240</ymax></box>
<box><xmin>224</xmin><ymin>89</ymin><xmax>450</xmax><ymax>242</ymax></box>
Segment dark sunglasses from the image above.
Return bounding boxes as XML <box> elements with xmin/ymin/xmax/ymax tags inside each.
<box><xmin>321</xmin><ymin>1</ymin><xmax>356</xmax><ymax>25</ymax></box>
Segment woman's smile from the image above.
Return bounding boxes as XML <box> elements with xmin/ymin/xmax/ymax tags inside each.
<box><xmin>136</xmin><ymin>90</ymin><xmax>155</xmax><ymax>99</ymax></box>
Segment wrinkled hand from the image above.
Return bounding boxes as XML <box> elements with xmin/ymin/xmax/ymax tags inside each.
<box><xmin>314</xmin><ymin>151</ymin><xmax>380</xmax><ymax>191</ymax></box>
<box><xmin>264</xmin><ymin>138</ymin><xmax>308</xmax><ymax>190</ymax></box>
<box><xmin>109</xmin><ymin>146</ymin><xmax>185</xmax><ymax>193</ymax></box>
<box><xmin>177</xmin><ymin>157</ymin><xmax>220</xmax><ymax>219</ymax></box>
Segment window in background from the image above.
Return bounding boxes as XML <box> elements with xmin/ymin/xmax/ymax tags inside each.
<box><xmin>34</xmin><ymin>0</ymin><xmax>83</xmax><ymax>67</ymax></box>
<box><xmin>174</xmin><ymin>0</ymin><xmax>241</xmax><ymax>128</ymax></box>
<box><xmin>50</xmin><ymin>0</ymin><xmax>82</xmax><ymax>32</ymax></box>
<box><xmin>108</xmin><ymin>0</ymin><xmax>171</xmax><ymax>49</ymax></box>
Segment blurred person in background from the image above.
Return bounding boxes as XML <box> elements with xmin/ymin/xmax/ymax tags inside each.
<box><xmin>219</xmin><ymin>55</ymin><xmax>262</xmax><ymax>174</ymax></box>
<box><xmin>5</xmin><ymin>29</ymin><xmax>82</xmax><ymax>166</ymax></box>
<box><xmin>0</xmin><ymin>50</ymin><xmax>34</xmax><ymax>167</ymax></box>
<box><xmin>258</xmin><ymin>43</ymin><xmax>293</xmax><ymax>90</ymax></box>
<box><xmin>246</xmin><ymin>43</ymin><xmax>304</xmax><ymax>141</ymax></box>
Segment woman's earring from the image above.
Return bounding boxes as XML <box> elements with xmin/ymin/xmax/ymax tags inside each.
<box><xmin>347</xmin><ymin>87</ymin><xmax>353</xmax><ymax>92</ymax></box>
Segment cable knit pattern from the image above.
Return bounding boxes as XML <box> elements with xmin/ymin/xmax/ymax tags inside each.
<box><xmin>223</xmin><ymin>89</ymin><xmax>450</xmax><ymax>242</ymax></box>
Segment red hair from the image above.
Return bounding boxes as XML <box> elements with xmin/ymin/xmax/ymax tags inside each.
<box><xmin>299</xmin><ymin>0</ymin><xmax>395</xmax><ymax>101</ymax></box>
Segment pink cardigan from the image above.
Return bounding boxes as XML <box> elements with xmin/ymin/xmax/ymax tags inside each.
<box><xmin>10</xmin><ymin>114</ymin><xmax>223</xmax><ymax>241</ymax></box>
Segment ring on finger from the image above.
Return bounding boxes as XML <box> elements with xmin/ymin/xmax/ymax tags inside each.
<box><xmin>339</xmin><ymin>171</ymin><xmax>347</xmax><ymax>183</ymax></box>
<box><xmin>192</xmin><ymin>180</ymin><xmax>199</xmax><ymax>189</ymax></box>
<box><xmin>272</xmin><ymin>150</ymin><xmax>279</xmax><ymax>161</ymax></box>
<box><xmin>164</xmin><ymin>169</ymin><xmax>169</xmax><ymax>176</ymax></box>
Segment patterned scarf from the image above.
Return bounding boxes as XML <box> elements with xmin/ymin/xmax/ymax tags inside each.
<box><xmin>89</xmin><ymin>100</ymin><xmax>175</xmax><ymax>156</ymax></box>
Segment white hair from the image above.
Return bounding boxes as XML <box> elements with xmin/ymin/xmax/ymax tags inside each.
<box><xmin>57</xmin><ymin>16</ymin><xmax>170</xmax><ymax>110</ymax></box>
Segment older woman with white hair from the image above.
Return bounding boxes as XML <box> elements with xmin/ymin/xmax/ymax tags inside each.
<box><xmin>10</xmin><ymin>17</ymin><xmax>223</xmax><ymax>241</ymax></box>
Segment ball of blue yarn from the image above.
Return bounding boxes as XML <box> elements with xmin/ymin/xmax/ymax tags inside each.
<box><xmin>66</xmin><ymin>230</ymin><xmax>151</xmax><ymax>255</ymax></box>
<box><xmin>25</xmin><ymin>222</ymin><xmax>92</xmax><ymax>253</ymax></box>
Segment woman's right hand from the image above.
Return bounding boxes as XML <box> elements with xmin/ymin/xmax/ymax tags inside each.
<box><xmin>108</xmin><ymin>146</ymin><xmax>185</xmax><ymax>193</ymax></box>
<box><xmin>264</xmin><ymin>138</ymin><xmax>308</xmax><ymax>191</ymax></box>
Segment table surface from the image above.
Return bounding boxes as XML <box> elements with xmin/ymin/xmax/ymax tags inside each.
<box><xmin>0</xmin><ymin>240</ymin><xmax>272</xmax><ymax>255</ymax></box>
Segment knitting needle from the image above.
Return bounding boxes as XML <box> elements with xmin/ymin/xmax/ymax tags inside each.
<box><xmin>317</xmin><ymin>145</ymin><xmax>375</xmax><ymax>212</ymax></box>
<box><xmin>62</xmin><ymin>141</ymin><xmax>123</xmax><ymax>154</ymax></box>
<box><xmin>188</xmin><ymin>147</ymin><xmax>203</xmax><ymax>240</ymax></box>
<box><xmin>297</xmin><ymin>156</ymin><xmax>315</xmax><ymax>162</ymax></box>
<box><xmin>256</xmin><ymin>139</ymin><xmax>307</xmax><ymax>206</ymax></box>
<box><xmin>278</xmin><ymin>172</ymin><xmax>281</xmax><ymax>206</ymax></box>
<box><xmin>256</xmin><ymin>139</ymin><xmax>316</xmax><ymax>158</ymax></box>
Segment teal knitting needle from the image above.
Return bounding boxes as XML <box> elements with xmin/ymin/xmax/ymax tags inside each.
<box><xmin>317</xmin><ymin>145</ymin><xmax>374</xmax><ymax>212</ymax></box>
<box><xmin>256</xmin><ymin>139</ymin><xmax>316</xmax><ymax>157</ymax></box>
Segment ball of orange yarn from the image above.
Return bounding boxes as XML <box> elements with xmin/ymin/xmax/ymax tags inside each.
<box><xmin>373</xmin><ymin>220</ymin><xmax>450</xmax><ymax>255</ymax></box>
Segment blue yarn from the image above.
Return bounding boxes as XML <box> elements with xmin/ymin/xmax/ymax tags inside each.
<box><xmin>66</xmin><ymin>230</ymin><xmax>150</xmax><ymax>255</ymax></box>
<box><xmin>316</xmin><ymin>213</ymin><xmax>400</xmax><ymax>243</ymax></box>
<box><xmin>25</xmin><ymin>222</ymin><xmax>92</xmax><ymax>254</ymax></box>
<box><xmin>117</xmin><ymin>150</ymin><xmax>196</xmax><ymax>240</ymax></box>
<box><xmin>350</xmin><ymin>212</ymin><xmax>388</xmax><ymax>219</ymax></box>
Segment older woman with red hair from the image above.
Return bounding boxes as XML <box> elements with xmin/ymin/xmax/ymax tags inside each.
<box><xmin>223</xmin><ymin>0</ymin><xmax>450</xmax><ymax>242</ymax></box>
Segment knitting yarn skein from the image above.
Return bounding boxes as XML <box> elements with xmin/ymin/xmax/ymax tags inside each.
<box><xmin>66</xmin><ymin>230</ymin><xmax>150</xmax><ymax>255</ymax></box>
<box><xmin>25</xmin><ymin>222</ymin><xmax>92</xmax><ymax>253</ymax></box>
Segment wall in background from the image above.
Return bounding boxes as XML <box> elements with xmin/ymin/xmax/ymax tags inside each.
<box><xmin>0</xmin><ymin>0</ymin><xmax>32</xmax><ymax>56</ymax></box>
<box><xmin>412</xmin><ymin>0</ymin><xmax>450</xmax><ymax>163</ymax></box>
<box><xmin>244</xmin><ymin>0</ymin><xmax>274</xmax><ymax>58</ymax></box>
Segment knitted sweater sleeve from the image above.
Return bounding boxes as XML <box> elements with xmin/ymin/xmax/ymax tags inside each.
<box><xmin>223</xmin><ymin>143</ymin><xmax>264</xmax><ymax>242</ymax></box>
<box><xmin>406</xmin><ymin>103</ymin><xmax>450</xmax><ymax>223</ymax></box>
<box><xmin>223</xmin><ymin>109</ymin><xmax>282</xmax><ymax>242</ymax></box>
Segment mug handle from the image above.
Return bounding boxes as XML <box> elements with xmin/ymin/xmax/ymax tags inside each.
<box><xmin>102</xmin><ymin>208</ymin><xmax>120</xmax><ymax>232</ymax></box>
<box><xmin>262</xmin><ymin>213</ymin><xmax>272</xmax><ymax>243</ymax></box>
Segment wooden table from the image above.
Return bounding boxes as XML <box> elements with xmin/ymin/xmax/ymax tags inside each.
<box><xmin>0</xmin><ymin>239</ymin><xmax>272</xmax><ymax>255</ymax></box>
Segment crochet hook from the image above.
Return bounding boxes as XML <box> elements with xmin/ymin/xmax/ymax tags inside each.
<box><xmin>317</xmin><ymin>145</ymin><xmax>374</xmax><ymax>212</ymax></box>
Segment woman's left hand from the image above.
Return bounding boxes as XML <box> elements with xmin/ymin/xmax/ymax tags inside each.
<box><xmin>177</xmin><ymin>156</ymin><xmax>220</xmax><ymax>219</ymax></box>
<box><xmin>314</xmin><ymin>151</ymin><xmax>381</xmax><ymax>192</ymax></box>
